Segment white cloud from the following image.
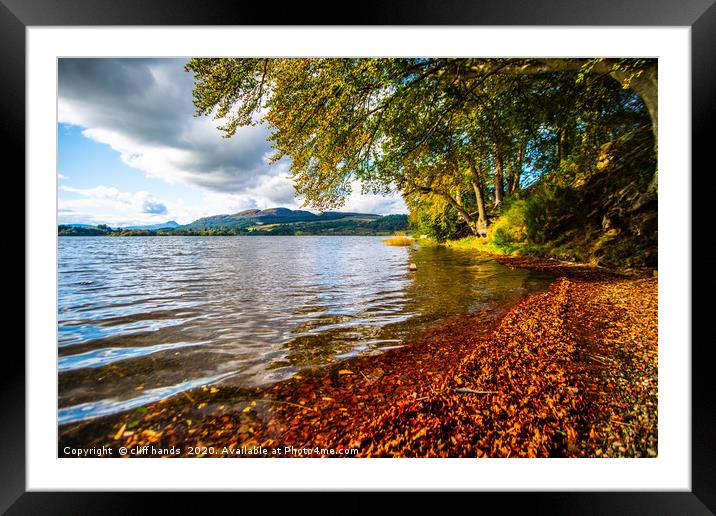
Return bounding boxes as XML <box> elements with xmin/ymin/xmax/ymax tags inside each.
<box><xmin>343</xmin><ymin>192</ymin><xmax>407</xmax><ymax>215</ymax></box>
<box><xmin>196</xmin><ymin>175</ymin><xmax>407</xmax><ymax>217</ymax></box>
<box><xmin>59</xmin><ymin>185</ymin><xmax>175</xmax><ymax>225</ymax></box>
<box><xmin>341</xmin><ymin>180</ymin><xmax>407</xmax><ymax>215</ymax></box>
<box><xmin>58</xmin><ymin>58</ymin><xmax>408</xmax><ymax>220</ymax></box>
<box><xmin>57</xmin><ymin>180</ymin><xmax>406</xmax><ymax>226</ymax></box>
<box><xmin>58</xmin><ymin>59</ymin><xmax>282</xmax><ymax>195</ymax></box>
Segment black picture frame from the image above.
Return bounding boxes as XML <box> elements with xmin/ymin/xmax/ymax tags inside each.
<box><xmin>7</xmin><ymin>0</ymin><xmax>714</xmax><ymax>513</ymax></box>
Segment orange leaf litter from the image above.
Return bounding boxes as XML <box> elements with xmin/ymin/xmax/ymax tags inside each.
<box><xmin>59</xmin><ymin>256</ymin><xmax>657</xmax><ymax>458</ymax></box>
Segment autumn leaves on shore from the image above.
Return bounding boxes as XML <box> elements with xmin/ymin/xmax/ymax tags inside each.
<box><xmin>60</xmin><ymin>256</ymin><xmax>657</xmax><ymax>458</ymax></box>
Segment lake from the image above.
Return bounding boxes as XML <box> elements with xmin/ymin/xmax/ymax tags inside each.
<box><xmin>58</xmin><ymin>236</ymin><xmax>553</xmax><ymax>425</ymax></box>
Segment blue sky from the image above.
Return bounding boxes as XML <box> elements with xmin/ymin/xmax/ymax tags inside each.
<box><xmin>58</xmin><ymin>58</ymin><xmax>407</xmax><ymax>226</ymax></box>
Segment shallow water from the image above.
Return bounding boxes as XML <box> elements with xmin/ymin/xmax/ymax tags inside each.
<box><xmin>58</xmin><ymin>236</ymin><xmax>552</xmax><ymax>425</ymax></box>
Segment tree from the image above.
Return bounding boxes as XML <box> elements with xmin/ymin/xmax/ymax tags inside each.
<box><xmin>446</xmin><ymin>58</ymin><xmax>658</xmax><ymax>194</ymax></box>
<box><xmin>186</xmin><ymin>57</ymin><xmax>655</xmax><ymax>237</ymax></box>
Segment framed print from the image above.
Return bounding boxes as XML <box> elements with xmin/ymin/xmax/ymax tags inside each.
<box><xmin>7</xmin><ymin>0</ymin><xmax>715</xmax><ymax>513</ymax></box>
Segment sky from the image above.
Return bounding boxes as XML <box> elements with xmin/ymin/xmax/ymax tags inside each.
<box><xmin>58</xmin><ymin>58</ymin><xmax>407</xmax><ymax>227</ymax></box>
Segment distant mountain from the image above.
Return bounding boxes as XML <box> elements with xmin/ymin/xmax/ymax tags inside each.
<box><xmin>58</xmin><ymin>208</ymin><xmax>409</xmax><ymax>236</ymax></box>
<box><xmin>183</xmin><ymin>207</ymin><xmax>381</xmax><ymax>231</ymax></box>
<box><xmin>124</xmin><ymin>221</ymin><xmax>180</xmax><ymax>230</ymax></box>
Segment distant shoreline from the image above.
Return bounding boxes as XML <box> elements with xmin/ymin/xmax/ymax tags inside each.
<box><xmin>58</xmin><ymin>211</ymin><xmax>409</xmax><ymax>237</ymax></box>
<box><xmin>58</xmin><ymin>233</ymin><xmax>400</xmax><ymax>237</ymax></box>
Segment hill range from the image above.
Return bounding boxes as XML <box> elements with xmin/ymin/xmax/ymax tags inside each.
<box><xmin>58</xmin><ymin>208</ymin><xmax>408</xmax><ymax>236</ymax></box>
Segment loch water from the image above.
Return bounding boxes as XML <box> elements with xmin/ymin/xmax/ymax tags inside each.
<box><xmin>58</xmin><ymin>236</ymin><xmax>553</xmax><ymax>425</ymax></box>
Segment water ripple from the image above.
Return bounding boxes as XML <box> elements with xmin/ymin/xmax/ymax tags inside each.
<box><xmin>58</xmin><ymin>371</ymin><xmax>237</xmax><ymax>425</ymax></box>
<box><xmin>58</xmin><ymin>236</ymin><xmax>554</xmax><ymax>422</ymax></box>
<box><xmin>58</xmin><ymin>341</ymin><xmax>208</xmax><ymax>372</ymax></box>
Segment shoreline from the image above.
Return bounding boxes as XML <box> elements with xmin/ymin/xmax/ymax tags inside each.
<box><xmin>59</xmin><ymin>254</ymin><xmax>657</xmax><ymax>458</ymax></box>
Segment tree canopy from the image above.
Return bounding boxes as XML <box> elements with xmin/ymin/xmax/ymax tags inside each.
<box><xmin>186</xmin><ymin>58</ymin><xmax>656</xmax><ymax>238</ymax></box>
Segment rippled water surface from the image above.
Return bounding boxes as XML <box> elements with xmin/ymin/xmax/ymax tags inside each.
<box><xmin>58</xmin><ymin>236</ymin><xmax>552</xmax><ymax>425</ymax></box>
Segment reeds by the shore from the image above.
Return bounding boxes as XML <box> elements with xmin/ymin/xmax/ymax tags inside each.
<box><xmin>384</xmin><ymin>232</ymin><xmax>413</xmax><ymax>246</ymax></box>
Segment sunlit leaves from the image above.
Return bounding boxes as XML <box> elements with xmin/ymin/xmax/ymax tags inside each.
<box><xmin>185</xmin><ymin>57</ymin><xmax>655</xmax><ymax>249</ymax></box>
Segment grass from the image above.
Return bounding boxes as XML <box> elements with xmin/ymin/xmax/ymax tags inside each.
<box><xmin>442</xmin><ymin>236</ymin><xmax>521</xmax><ymax>255</ymax></box>
<box><xmin>384</xmin><ymin>235</ymin><xmax>414</xmax><ymax>246</ymax></box>
<box><xmin>434</xmin><ymin>198</ymin><xmax>595</xmax><ymax>262</ymax></box>
<box><xmin>439</xmin><ymin>235</ymin><xmax>594</xmax><ymax>263</ymax></box>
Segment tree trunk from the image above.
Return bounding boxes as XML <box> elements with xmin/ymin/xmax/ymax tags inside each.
<box><xmin>557</xmin><ymin>130</ymin><xmax>563</xmax><ymax>163</ymax></box>
<box><xmin>609</xmin><ymin>68</ymin><xmax>657</xmax><ymax>148</ymax></box>
<box><xmin>469</xmin><ymin>165</ymin><xmax>488</xmax><ymax>235</ymax></box>
<box><xmin>558</xmin><ymin>130</ymin><xmax>571</xmax><ymax>164</ymax></box>
<box><xmin>441</xmin><ymin>192</ymin><xmax>481</xmax><ymax>236</ymax></box>
<box><xmin>610</xmin><ymin>67</ymin><xmax>658</xmax><ymax>195</ymax></box>
<box><xmin>459</xmin><ymin>59</ymin><xmax>658</xmax><ymax>193</ymax></box>
<box><xmin>510</xmin><ymin>142</ymin><xmax>525</xmax><ymax>193</ymax></box>
<box><xmin>415</xmin><ymin>183</ymin><xmax>483</xmax><ymax>236</ymax></box>
<box><xmin>493</xmin><ymin>147</ymin><xmax>504</xmax><ymax>207</ymax></box>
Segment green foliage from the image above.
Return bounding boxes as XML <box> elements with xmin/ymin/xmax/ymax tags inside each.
<box><xmin>408</xmin><ymin>195</ymin><xmax>472</xmax><ymax>243</ymax></box>
<box><xmin>187</xmin><ymin>58</ymin><xmax>654</xmax><ymax>209</ymax></box>
<box><xmin>367</xmin><ymin>214</ymin><xmax>411</xmax><ymax>233</ymax></box>
<box><xmin>519</xmin><ymin>185</ymin><xmax>584</xmax><ymax>244</ymax></box>
<box><xmin>58</xmin><ymin>225</ymin><xmax>112</xmax><ymax>236</ymax></box>
<box><xmin>475</xmin><ymin>127</ymin><xmax>655</xmax><ymax>266</ymax></box>
<box><xmin>487</xmin><ymin>200</ymin><xmax>528</xmax><ymax>246</ymax></box>
<box><xmin>58</xmin><ymin>215</ymin><xmax>408</xmax><ymax>238</ymax></box>
<box><xmin>185</xmin><ymin>57</ymin><xmax>657</xmax><ymax>266</ymax></box>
